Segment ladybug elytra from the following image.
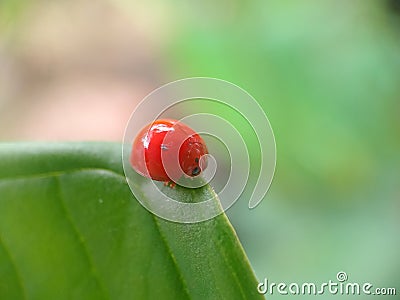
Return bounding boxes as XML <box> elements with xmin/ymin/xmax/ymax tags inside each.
<box><xmin>130</xmin><ymin>119</ymin><xmax>208</xmax><ymax>184</ymax></box>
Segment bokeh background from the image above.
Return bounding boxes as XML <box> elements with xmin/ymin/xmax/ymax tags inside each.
<box><xmin>1</xmin><ymin>0</ymin><xmax>399</xmax><ymax>298</ymax></box>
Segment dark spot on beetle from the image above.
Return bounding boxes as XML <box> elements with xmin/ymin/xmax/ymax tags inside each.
<box><xmin>192</xmin><ymin>166</ymin><xmax>200</xmax><ymax>176</ymax></box>
<box><xmin>161</xmin><ymin>144</ymin><xmax>168</xmax><ymax>151</ymax></box>
<box><xmin>195</xmin><ymin>157</ymin><xmax>199</xmax><ymax>163</ymax></box>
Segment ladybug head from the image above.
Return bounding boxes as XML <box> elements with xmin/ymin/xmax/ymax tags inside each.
<box><xmin>191</xmin><ymin>158</ymin><xmax>201</xmax><ymax>176</ymax></box>
<box><xmin>179</xmin><ymin>137</ymin><xmax>208</xmax><ymax>178</ymax></box>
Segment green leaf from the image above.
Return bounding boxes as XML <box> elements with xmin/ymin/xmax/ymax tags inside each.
<box><xmin>0</xmin><ymin>142</ymin><xmax>262</xmax><ymax>300</ymax></box>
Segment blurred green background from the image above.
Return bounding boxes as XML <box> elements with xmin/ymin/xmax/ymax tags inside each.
<box><xmin>1</xmin><ymin>0</ymin><xmax>399</xmax><ymax>298</ymax></box>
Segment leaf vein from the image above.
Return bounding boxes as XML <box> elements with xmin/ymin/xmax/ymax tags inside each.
<box><xmin>0</xmin><ymin>234</ymin><xmax>27</xmax><ymax>300</ymax></box>
<box><xmin>54</xmin><ymin>177</ymin><xmax>110</xmax><ymax>300</ymax></box>
<box><xmin>151</xmin><ymin>216</ymin><xmax>192</xmax><ymax>300</ymax></box>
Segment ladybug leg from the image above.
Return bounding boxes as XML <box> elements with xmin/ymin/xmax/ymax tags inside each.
<box><xmin>163</xmin><ymin>181</ymin><xmax>176</xmax><ymax>189</ymax></box>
